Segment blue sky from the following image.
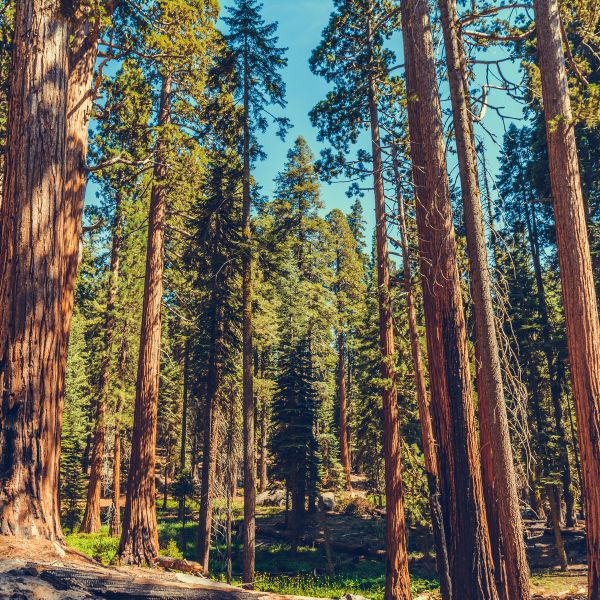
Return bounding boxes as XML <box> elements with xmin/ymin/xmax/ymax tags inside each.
<box><xmin>88</xmin><ymin>1</ymin><xmax>529</xmax><ymax>237</ymax></box>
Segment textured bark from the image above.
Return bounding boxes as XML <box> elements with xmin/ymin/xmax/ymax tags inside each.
<box><xmin>337</xmin><ymin>332</ymin><xmax>352</xmax><ymax>492</ymax></box>
<box><xmin>393</xmin><ymin>170</ymin><xmax>451</xmax><ymax>600</ymax></box>
<box><xmin>0</xmin><ymin>0</ymin><xmax>69</xmax><ymax>541</ymax></box>
<box><xmin>547</xmin><ymin>484</ymin><xmax>569</xmax><ymax>571</ymax></box>
<box><xmin>534</xmin><ymin>2</ymin><xmax>600</xmax><ymax>596</ymax></box>
<box><xmin>241</xmin><ymin>39</ymin><xmax>256</xmax><ymax>589</ymax></box>
<box><xmin>81</xmin><ymin>193</ymin><xmax>123</xmax><ymax>534</ymax></box>
<box><xmin>367</xmin><ymin>55</ymin><xmax>411</xmax><ymax>599</ymax></box>
<box><xmin>437</xmin><ymin>2</ymin><xmax>530</xmax><ymax>598</ymax></box>
<box><xmin>118</xmin><ymin>73</ymin><xmax>172</xmax><ymax>566</ymax></box>
<box><xmin>400</xmin><ymin>2</ymin><xmax>498</xmax><ymax>598</ymax></box>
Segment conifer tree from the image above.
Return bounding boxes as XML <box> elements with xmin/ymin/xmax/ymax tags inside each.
<box><xmin>310</xmin><ymin>4</ymin><xmax>412</xmax><ymax>597</ymax></box>
<box><xmin>223</xmin><ymin>2</ymin><xmax>289</xmax><ymax>583</ymax></box>
<box><xmin>326</xmin><ymin>209</ymin><xmax>366</xmax><ymax>491</ymax></box>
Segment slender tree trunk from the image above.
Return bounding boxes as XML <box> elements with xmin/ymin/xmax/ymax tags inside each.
<box><xmin>109</xmin><ymin>405</ymin><xmax>122</xmax><ymax>538</ymax></box>
<box><xmin>393</xmin><ymin>168</ymin><xmax>451</xmax><ymax>600</ymax></box>
<box><xmin>178</xmin><ymin>341</ymin><xmax>190</xmax><ymax>520</ymax></box>
<box><xmin>118</xmin><ymin>72</ymin><xmax>172</xmax><ymax>566</ymax></box>
<box><xmin>110</xmin><ymin>331</ymin><xmax>128</xmax><ymax>538</ymax></box>
<box><xmin>81</xmin><ymin>192</ymin><xmax>124</xmax><ymax>533</ymax></box>
<box><xmin>197</xmin><ymin>287</ymin><xmax>226</xmax><ymax>573</ymax></box>
<box><xmin>400</xmin><ymin>2</ymin><xmax>498</xmax><ymax>598</ymax></box>
<box><xmin>525</xmin><ymin>198</ymin><xmax>575</xmax><ymax>528</ymax></box>
<box><xmin>534</xmin><ymin>3</ymin><xmax>600</xmax><ymax>595</ymax></box>
<box><xmin>241</xmin><ymin>39</ymin><xmax>256</xmax><ymax>589</ymax></box>
<box><xmin>437</xmin><ymin>2</ymin><xmax>530</xmax><ymax>598</ymax></box>
<box><xmin>366</xmin><ymin>49</ymin><xmax>411</xmax><ymax>598</ymax></box>
<box><xmin>258</xmin><ymin>393</ymin><xmax>269</xmax><ymax>493</ymax></box>
<box><xmin>0</xmin><ymin>0</ymin><xmax>69</xmax><ymax>541</ymax></box>
<box><xmin>547</xmin><ymin>485</ymin><xmax>569</xmax><ymax>571</ymax></box>
<box><xmin>337</xmin><ymin>331</ymin><xmax>352</xmax><ymax>491</ymax></box>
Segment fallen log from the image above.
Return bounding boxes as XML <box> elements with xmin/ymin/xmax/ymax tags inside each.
<box><xmin>155</xmin><ymin>556</ymin><xmax>204</xmax><ymax>575</ymax></box>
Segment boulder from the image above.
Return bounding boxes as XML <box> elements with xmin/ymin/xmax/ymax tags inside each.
<box><xmin>256</xmin><ymin>489</ymin><xmax>286</xmax><ymax>507</ymax></box>
<box><xmin>320</xmin><ymin>492</ymin><xmax>336</xmax><ymax>511</ymax></box>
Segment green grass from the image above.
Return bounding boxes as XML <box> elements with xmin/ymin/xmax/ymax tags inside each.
<box><xmin>64</xmin><ymin>505</ymin><xmax>439</xmax><ymax>599</ymax></box>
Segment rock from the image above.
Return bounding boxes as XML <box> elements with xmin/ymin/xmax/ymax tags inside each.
<box><xmin>256</xmin><ymin>489</ymin><xmax>286</xmax><ymax>507</ymax></box>
<box><xmin>340</xmin><ymin>594</ymin><xmax>369</xmax><ymax>600</ymax></box>
<box><xmin>53</xmin><ymin>542</ymin><xmax>66</xmax><ymax>559</ymax></box>
<box><xmin>320</xmin><ymin>492</ymin><xmax>336</xmax><ymax>511</ymax></box>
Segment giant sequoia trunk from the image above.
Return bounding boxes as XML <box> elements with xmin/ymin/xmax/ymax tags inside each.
<box><xmin>0</xmin><ymin>0</ymin><xmax>70</xmax><ymax>541</ymax></box>
<box><xmin>118</xmin><ymin>73</ymin><xmax>172</xmax><ymax>566</ymax></box>
<box><xmin>393</xmin><ymin>165</ymin><xmax>451</xmax><ymax>600</ymax></box>
<box><xmin>81</xmin><ymin>193</ymin><xmax>124</xmax><ymax>533</ymax></box>
<box><xmin>437</xmin><ymin>2</ymin><xmax>530</xmax><ymax>598</ymax></box>
<box><xmin>241</xmin><ymin>41</ymin><xmax>256</xmax><ymax>589</ymax></box>
<box><xmin>533</xmin><ymin>1</ymin><xmax>600</xmax><ymax>596</ymax></box>
<box><xmin>367</xmin><ymin>66</ymin><xmax>412</xmax><ymax>600</ymax></box>
<box><xmin>400</xmin><ymin>2</ymin><xmax>498</xmax><ymax>598</ymax></box>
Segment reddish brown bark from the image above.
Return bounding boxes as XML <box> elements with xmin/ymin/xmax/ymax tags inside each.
<box><xmin>118</xmin><ymin>72</ymin><xmax>172</xmax><ymax>566</ymax></box>
<box><xmin>393</xmin><ymin>165</ymin><xmax>451</xmax><ymax>600</ymax></box>
<box><xmin>533</xmin><ymin>1</ymin><xmax>600</xmax><ymax>596</ymax></box>
<box><xmin>437</xmin><ymin>2</ymin><xmax>530</xmax><ymax>598</ymax></box>
<box><xmin>367</xmin><ymin>55</ymin><xmax>411</xmax><ymax>599</ymax></box>
<box><xmin>400</xmin><ymin>2</ymin><xmax>498</xmax><ymax>598</ymax></box>
<box><xmin>0</xmin><ymin>0</ymin><xmax>69</xmax><ymax>541</ymax></box>
<box><xmin>81</xmin><ymin>194</ymin><xmax>123</xmax><ymax>533</ymax></box>
<box><xmin>258</xmin><ymin>393</ymin><xmax>269</xmax><ymax>493</ymax></box>
<box><xmin>337</xmin><ymin>332</ymin><xmax>352</xmax><ymax>492</ymax></box>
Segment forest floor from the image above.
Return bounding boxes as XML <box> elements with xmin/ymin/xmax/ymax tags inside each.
<box><xmin>58</xmin><ymin>488</ymin><xmax>588</xmax><ymax>600</ymax></box>
<box><xmin>0</xmin><ymin>480</ymin><xmax>589</xmax><ymax>599</ymax></box>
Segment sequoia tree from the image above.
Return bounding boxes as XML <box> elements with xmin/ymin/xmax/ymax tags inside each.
<box><xmin>437</xmin><ymin>1</ymin><xmax>530</xmax><ymax>597</ymax></box>
<box><xmin>0</xmin><ymin>0</ymin><xmax>70</xmax><ymax>540</ymax></box>
<box><xmin>400</xmin><ymin>1</ymin><xmax>498</xmax><ymax>597</ymax></box>
<box><xmin>533</xmin><ymin>0</ymin><xmax>600</xmax><ymax>596</ymax></box>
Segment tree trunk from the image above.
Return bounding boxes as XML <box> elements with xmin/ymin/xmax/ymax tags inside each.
<box><xmin>109</xmin><ymin>408</ymin><xmax>122</xmax><ymax>538</ymax></box>
<box><xmin>366</xmin><ymin>48</ymin><xmax>412</xmax><ymax>599</ymax></box>
<box><xmin>534</xmin><ymin>3</ymin><xmax>600</xmax><ymax>595</ymax></box>
<box><xmin>437</xmin><ymin>2</ymin><xmax>530</xmax><ymax>598</ymax></box>
<box><xmin>178</xmin><ymin>340</ymin><xmax>190</xmax><ymax>520</ymax></box>
<box><xmin>547</xmin><ymin>485</ymin><xmax>569</xmax><ymax>571</ymax></box>
<box><xmin>337</xmin><ymin>332</ymin><xmax>352</xmax><ymax>492</ymax></box>
<box><xmin>525</xmin><ymin>198</ymin><xmax>575</xmax><ymax>528</ymax></box>
<box><xmin>110</xmin><ymin>330</ymin><xmax>128</xmax><ymax>538</ymax></box>
<box><xmin>241</xmin><ymin>39</ymin><xmax>256</xmax><ymax>589</ymax></box>
<box><xmin>197</xmin><ymin>287</ymin><xmax>226</xmax><ymax>573</ymax></box>
<box><xmin>197</xmin><ymin>397</ymin><xmax>221</xmax><ymax>572</ymax></box>
<box><xmin>81</xmin><ymin>192</ymin><xmax>124</xmax><ymax>533</ymax></box>
<box><xmin>393</xmin><ymin>167</ymin><xmax>451</xmax><ymax>600</ymax></box>
<box><xmin>258</xmin><ymin>393</ymin><xmax>269</xmax><ymax>493</ymax></box>
<box><xmin>118</xmin><ymin>72</ymin><xmax>172</xmax><ymax>566</ymax></box>
<box><xmin>0</xmin><ymin>0</ymin><xmax>69</xmax><ymax>541</ymax></box>
<box><xmin>400</xmin><ymin>2</ymin><xmax>498</xmax><ymax>598</ymax></box>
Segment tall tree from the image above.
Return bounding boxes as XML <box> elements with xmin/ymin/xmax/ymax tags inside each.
<box><xmin>326</xmin><ymin>209</ymin><xmax>365</xmax><ymax>492</ymax></box>
<box><xmin>0</xmin><ymin>0</ymin><xmax>70</xmax><ymax>540</ymax></box>
<box><xmin>533</xmin><ymin>1</ymin><xmax>600</xmax><ymax>596</ymax></box>
<box><xmin>223</xmin><ymin>1</ymin><xmax>289</xmax><ymax>585</ymax></box>
<box><xmin>400</xmin><ymin>1</ymin><xmax>499</xmax><ymax>597</ymax></box>
<box><xmin>437</xmin><ymin>1</ymin><xmax>530</xmax><ymax>597</ymax></box>
<box><xmin>80</xmin><ymin>59</ymin><xmax>152</xmax><ymax>534</ymax></box>
<box><xmin>311</xmin><ymin>5</ymin><xmax>412</xmax><ymax>597</ymax></box>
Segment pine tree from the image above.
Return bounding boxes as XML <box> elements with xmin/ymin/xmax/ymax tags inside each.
<box><xmin>222</xmin><ymin>2</ymin><xmax>290</xmax><ymax>582</ymax></box>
